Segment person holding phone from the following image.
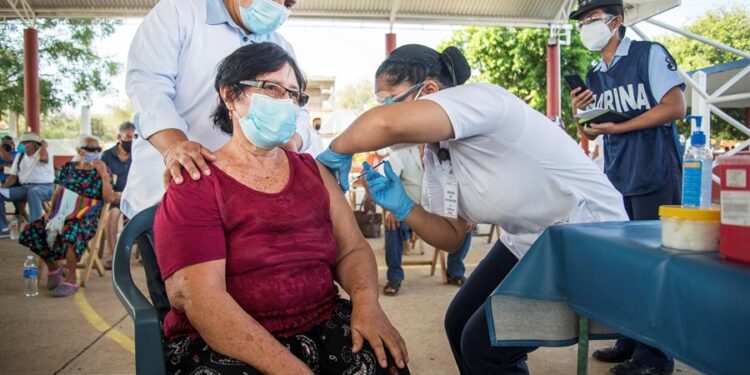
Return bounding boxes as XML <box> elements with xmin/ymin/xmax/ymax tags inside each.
<box><xmin>569</xmin><ymin>0</ymin><xmax>687</xmax><ymax>374</ymax></box>
<box><xmin>317</xmin><ymin>43</ymin><xmax>629</xmax><ymax>374</ymax></box>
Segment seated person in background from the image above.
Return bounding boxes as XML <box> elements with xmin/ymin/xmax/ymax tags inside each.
<box><xmin>0</xmin><ymin>132</ymin><xmax>55</xmax><ymax>237</ymax></box>
<box><xmin>101</xmin><ymin>121</ymin><xmax>135</xmax><ymax>269</ymax></box>
<box><xmin>20</xmin><ymin>135</ymin><xmax>115</xmax><ymax>297</ymax></box>
<box><xmin>154</xmin><ymin>43</ymin><xmax>409</xmax><ymax>375</ymax></box>
<box><xmin>0</xmin><ymin>135</ymin><xmax>17</xmax><ymax>184</ymax></box>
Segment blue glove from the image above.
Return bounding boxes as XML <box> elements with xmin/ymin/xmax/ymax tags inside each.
<box><xmin>316</xmin><ymin>146</ymin><xmax>353</xmax><ymax>192</ymax></box>
<box><xmin>364</xmin><ymin>161</ymin><xmax>414</xmax><ymax>221</ymax></box>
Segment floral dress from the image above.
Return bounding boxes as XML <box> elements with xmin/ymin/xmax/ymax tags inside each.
<box><xmin>21</xmin><ymin>162</ymin><xmax>111</xmax><ymax>261</ymax></box>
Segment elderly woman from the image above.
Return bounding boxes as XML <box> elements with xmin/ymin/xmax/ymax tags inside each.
<box><xmin>20</xmin><ymin>135</ymin><xmax>115</xmax><ymax>297</ymax></box>
<box><xmin>154</xmin><ymin>42</ymin><xmax>409</xmax><ymax>375</ymax></box>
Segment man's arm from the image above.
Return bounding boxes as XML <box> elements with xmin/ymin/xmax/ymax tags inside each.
<box><xmin>38</xmin><ymin>141</ymin><xmax>49</xmax><ymax>163</ymax></box>
<box><xmin>2</xmin><ymin>175</ymin><xmax>17</xmax><ymax>188</ymax></box>
<box><xmin>403</xmin><ymin>205</ymin><xmax>467</xmax><ymax>252</ymax></box>
<box><xmin>589</xmin><ymin>86</ymin><xmax>686</xmax><ymax>136</ymax></box>
<box><xmin>0</xmin><ymin>148</ymin><xmax>13</xmax><ymax>163</ymax></box>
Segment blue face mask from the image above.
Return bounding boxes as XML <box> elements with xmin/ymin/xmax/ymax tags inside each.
<box><xmin>238</xmin><ymin>94</ymin><xmax>298</xmax><ymax>149</ymax></box>
<box><xmin>84</xmin><ymin>152</ymin><xmax>100</xmax><ymax>164</ymax></box>
<box><xmin>16</xmin><ymin>143</ymin><xmax>26</xmax><ymax>154</ymax></box>
<box><xmin>240</xmin><ymin>0</ymin><xmax>290</xmax><ymax>36</ymax></box>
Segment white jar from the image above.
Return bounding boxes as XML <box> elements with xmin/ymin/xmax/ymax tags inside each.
<box><xmin>659</xmin><ymin>205</ymin><xmax>720</xmax><ymax>252</ymax></box>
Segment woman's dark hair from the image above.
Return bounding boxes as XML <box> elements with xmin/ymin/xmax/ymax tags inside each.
<box><xmin>211</xmin><ymin>42</ymin><xmax>306</xmax><ymax>135</ymax></box>
<box><xmin>603</xmin><ymin>5</ymin><xmax>627</xmax><ymax>39</ymax></box>
<box><xmin>375</xmin><ymin>44</ymin><xmax>472</xmax><ymax>89</ymax></box>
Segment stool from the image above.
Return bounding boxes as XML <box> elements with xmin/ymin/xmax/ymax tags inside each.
<box><xmin>402</xmin><ymin>237</ymin><xmax>448</xmax><ymax>283</ymax></box>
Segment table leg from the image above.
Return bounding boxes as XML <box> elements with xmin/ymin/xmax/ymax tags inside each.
<box><xmin>577</xmin><ymin>316</ymin><xmax>589</xmax><ymax>375</ymax></box>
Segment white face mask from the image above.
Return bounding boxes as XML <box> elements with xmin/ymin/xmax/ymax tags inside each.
<box><xmin>580</xmin><ymin>18</ymin><xmax>617</xmax><ymax>51</ymax></box>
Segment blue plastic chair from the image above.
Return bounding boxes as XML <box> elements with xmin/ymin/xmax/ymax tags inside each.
<box><xmin>112</xmin><ymin>205</ymin><xmax>169</xmax><ymax>374</ymax></box>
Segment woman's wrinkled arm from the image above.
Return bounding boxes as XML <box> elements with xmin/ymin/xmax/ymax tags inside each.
<box><xmin>165</xmin><ymin>259</ymin><xmax>313</xmax><ymax>375</ymax></box>
<box><xmin>316</xmin><ymin>162</ymin><xmax>409</xmax><ymax>369</ymax></box>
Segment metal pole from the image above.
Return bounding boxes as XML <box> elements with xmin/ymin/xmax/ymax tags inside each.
<box><xmin>24</xmin><ymin>27</ymin><xmax>40</xmax><ymax>134</ymax></box>
<box><xmin>645</xmin><ymin>19</ymin><xmax>750</xmax><ymax>61</ymax></box>
<box><xmin>577</xmin><ymin>316</ymin><xmax>589</xmax><ymax>375</ymax></box>
<box><xmin>81</xmin><ymin>105</ymin><xmax>92</xmax><ymax>135</ymax></box>
<box><xmin>690</xmin><ymin>71</ymin><xmax>711</xmax><ymax>137</ymax></box>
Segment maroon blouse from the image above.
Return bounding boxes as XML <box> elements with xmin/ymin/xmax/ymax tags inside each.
<box><xmin>154</xmin><ymin>151</ymin><xmax>339</xmax><ymax>340</ymax></box>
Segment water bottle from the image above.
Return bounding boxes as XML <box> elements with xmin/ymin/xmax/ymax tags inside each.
<box><xmin>9</xmin><ymin>215</ymin><xmax>19</xmax><ymax>240</ymax></box>
<box><xmin>23</xmin><ymin>256</ymin><xmax>38</xmax><ymax>297</ymax></box>
<box><xmin>682</xmin><ymin>115</ymin><xmax>713</xmax><ymax>208</ymax></box>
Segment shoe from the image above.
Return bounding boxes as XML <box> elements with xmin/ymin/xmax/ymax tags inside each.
<box><xmin>383</xmin><ymin>281</ymin><xmax>401</xmax><ymax>296</ymax></box>
<box><xmin>47</xmin><ymin>266</ymin><xmax>63</xmax><ymax>290</ymax></box>
<box><xmin>610</xmin><ymin>360</ymin><xmax>673</xmax><ymax>375</ymax></box>
<box><xmin>446</xmin><ymin>275</ymin><xmax>466</xmax><ymax>286</ymax></box>
<box><xmin>594</xmin><ymin>345</ymin><xmax>636</xmax><ymax>363</ymax></box>
<box><xmin>0</xmin><ymin>228</ymin><xmax>9</xmax><ymax>239</ymax></box>
<box><xmin>51</xmin><ymin>282</ymin><xmax>80</xmax><ymax>297</ymax></box>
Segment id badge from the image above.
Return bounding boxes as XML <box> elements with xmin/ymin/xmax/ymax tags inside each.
<box><xmin>442</xmin><ymin>162</ymin><xmax>459</xmax><ymax>219</ymax></box>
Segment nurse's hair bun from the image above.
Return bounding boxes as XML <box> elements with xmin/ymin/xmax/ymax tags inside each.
<box><xmin>376</xmin><ymin>44</ymin><xmax>471</xmax><ymax>88</ymax></box>
<box><xmin>440</xmin><ymin>46</ymin><xmax>471</xmax><ymax>86</ymax></box>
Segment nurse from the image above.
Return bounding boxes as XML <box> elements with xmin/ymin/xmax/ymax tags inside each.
<box><xmin>123</xmin><ymin>0</ymin><xmax>311</xmax><ymax>218</ymax></box>
<box><xmin>317</xmin><ymin>44</ymin><xmax>629</xmax><ymax>374</ymax></box>
<box><xmin>569</xmin><ymin>0</ymin><xmax>686</xmax><ymax>373</ymax></box>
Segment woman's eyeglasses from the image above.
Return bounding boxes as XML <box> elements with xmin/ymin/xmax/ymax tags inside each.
<box><xmin>81</xmin><ymin>146</ymin><xmax>102</xmax><ymax>153</ymax></box>
<box><xmin>375</xmin><ymin>83</ymin><xmax>425</xmax><ymax>105</ymax></box>
<box><xmin>238</xmin><ymin>80</ymin><xmax>309</xmax><ymax>106</ymax></box>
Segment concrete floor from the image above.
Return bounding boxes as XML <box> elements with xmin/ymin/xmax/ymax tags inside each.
<box><xmin>0</xmin><ymin>227</ymin><xmax>702</xmax><ymax>375</ymax></box>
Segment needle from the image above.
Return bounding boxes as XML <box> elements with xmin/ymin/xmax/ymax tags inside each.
<box><xmin>349</xmin><ymin>160</ymin><xmax>386</xmax><ymax>183</ymax></box>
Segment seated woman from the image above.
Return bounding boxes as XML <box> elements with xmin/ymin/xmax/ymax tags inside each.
<box><xmin>21</xmin><ymin>135</ymin><xmax>115</xmax><ymax>297</ymax></box>
<box><xmin>154</xmin><ymin>42</ymin><xmax>409</xmax><ymax>375</ymax></box>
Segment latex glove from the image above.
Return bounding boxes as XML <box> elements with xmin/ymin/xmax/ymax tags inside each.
<box><xmin>363</xmin><ymin>161</ymin><xmax>414</xmax><ymax>221</ymax></box>
<box><xmin>316</xmin><ymin>146</ymin><xmax>353</xmax><ymax>192</ymax></box>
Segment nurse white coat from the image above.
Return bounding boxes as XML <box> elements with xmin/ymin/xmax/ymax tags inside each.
<box><xmin>421</xmin><ymin>84</ymin><xmax>628</xmax><ymax>258</ymax></box>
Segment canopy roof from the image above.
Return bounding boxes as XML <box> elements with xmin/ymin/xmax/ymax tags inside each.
<box><xmin>1</xmin><ymin>0</ymin><xmax>679</xmax><ymax>27</ymax></box>
<box><xmin>685</xmin><ymin>59</ymin><xmax>750</xmax><ymax>109</ymax></box>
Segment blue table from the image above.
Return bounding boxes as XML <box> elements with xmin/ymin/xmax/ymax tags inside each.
<box><xmin>487</xmin><ymin>221</ymin><xmax>750</xmax><ymax>375</ymax></box>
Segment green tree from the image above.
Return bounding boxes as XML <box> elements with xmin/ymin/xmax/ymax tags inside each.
<box><xmin>440</xmin><ymin>26</ymin><xmax>598</xmax><ymax>138</ymax></box>
<box><xmin>0</xmin><ymin>19</ymin><xmax>121</xmax><ymax>120</ymax></box>
<box><xmin>336</xmin><ymin>79</ymin><xmax>377</xmax><ymax>112</ymax></box>
<box><xmin>659</xmin><ymin>4</ymin><xmax>750</xmax><ymax>141</ymax></box>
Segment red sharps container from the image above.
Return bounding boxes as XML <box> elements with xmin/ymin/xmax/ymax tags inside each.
<box><xmin>718</xmin><ymin>154</ymin><xmax>750</xmax><ymax>264</ymax></box>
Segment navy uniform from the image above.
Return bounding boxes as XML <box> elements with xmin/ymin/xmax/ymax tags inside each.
<box><xmin>577</xmin><ymin>11</ymin><xmax>686</xmax><ymax>375</ymax></box>
<box><xmin>587</xmin><ymin>37</ymin><xmax>685</xmax><ymax>219</ymax></box>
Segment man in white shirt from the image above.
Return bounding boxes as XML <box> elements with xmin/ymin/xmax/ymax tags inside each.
<box><xmin>305</xmin><ymin>117</ymin><xmax>326</xmax><ymax>157</ymax></box>
<box><xmin>0</xmin><ymin>132</ymin><xmax>54</xmax><ymax>237</ymax></box>
<box><xmin>122</xmin><ymin>0</ymin><xmax>311</xmax><ymax>218</ymax></box>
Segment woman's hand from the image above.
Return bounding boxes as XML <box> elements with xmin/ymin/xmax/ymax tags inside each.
<box><xmin>570</xmin><ymin>87</ymin><xmax>595</xmax><ymax>111</ymax></box>
<box><xmin>351</xmin><ymin>303</ymin><xmax>408</xmax><ymax>369</ymax></box>
<box><xmin>363</xmin><ymin>161</ymin><xmax>414</xmax><ymax>221</ymax></box>
<box><xmin>316</xmin><ymin>147</ymin><xmax>353</xmax><ymax>192</ymax></box>
<box><xmin>92</xmin><ymin>160</ymin><xmax>109</xmax><ymax>178</ymax></box>
<box><xmin>162</xmin><ymin>140</ymin><xmax>216</xmax><ymax>187</ymax></box>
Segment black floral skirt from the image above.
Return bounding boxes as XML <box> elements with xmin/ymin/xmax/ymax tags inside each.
<box><xmin>165</xmin><ymin>299</ymin><xmax>410</xmax><ymax>375</ymax></box>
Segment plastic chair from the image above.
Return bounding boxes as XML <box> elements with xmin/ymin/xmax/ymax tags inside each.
<box><xmin>112</xmin><ymin>205</ymin><xmax>168</xmax><ymax>375</ymax></box>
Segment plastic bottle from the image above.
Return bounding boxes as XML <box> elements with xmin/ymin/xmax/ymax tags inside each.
<box><xmin>23</xmin><ymin>256</ymin><xmax>38</xmax><ymax>297</ymax></box>
<box><xmin>9</xmin><ymin>215</ymin><xmax>19</xmax><ymax>240</ymax></box>
<box><xmin>682</xmin><ymin>115</ymin><xmax>713</xmax><ymax>208</ymax></box>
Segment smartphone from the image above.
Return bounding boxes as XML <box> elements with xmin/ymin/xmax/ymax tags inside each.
<box><xmin>564</xmin><ymin>74</ymin><xmax>588</xmax><ymax>92</ymax></box>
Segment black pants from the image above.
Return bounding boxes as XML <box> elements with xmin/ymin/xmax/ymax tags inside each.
<box><xmin>617</xmin><ymin>171</ymin><xmax>681</xmax><ymax>369</ymax></box>
<box><xmin>444</xmin><ymin>240</ymin><xmax>536</xmax><ymax>375</ymax></box>
<box><xmin>165</xmin><ymin>299</ymin><xmax>409</xmax><ymax>375</ymax></box>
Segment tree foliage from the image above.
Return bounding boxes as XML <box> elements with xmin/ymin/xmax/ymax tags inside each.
<box><xmin>439</xmin><ymin>25</ymin><xmax>598</xmax><ymax>138</ymax></box>
<box><xmin>0</xmin><ymin>19</ymin><xmax>121</xmax><ymax>119</ymax></box>
<box><xmin>336</xmin><ymin>79</ymin><xmax>377</xmax><ymax>112</ymax></box>
<box><xmin>659</xmin><ymin>4</ymin><xmax>750</xmax><ymax>141</ymax></box>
